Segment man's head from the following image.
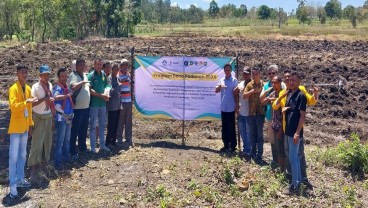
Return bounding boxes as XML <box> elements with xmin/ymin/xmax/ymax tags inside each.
<box><xmin>120</xmin><ymin>58</ymin><xmax>129</xmax><ymax>73</ymax></box>
<box><xmin>271</xmin><ymin>75</ymin><xmax>282</xmax><ymax>91</ymax></box>
<box><xmin>242</xmin><ymin>66</ymin><xmax>251</xmax><ymax>81</ymax></box>
<box><xmin>112</xmin><ymin>64</ymin><xmax>119</xmax><ymax>77</ymax></box>
<box><xmin>16</xmin><ymin>64</ymin><xmax>28</xmax><ymax>84</ymax></box>
<box><xmin>39</xmin><ymin>65</ymin><xmax>51</xmax><ymax>83</ymax></box>
<box><xmin>283</xmin><ymin>69</ymin><xmax>291</xmax><ymax>89</ymax></box>
<box><xmin>94</xmin><ymin>58</ymin><xmax>103</xmax><ymax>71</ymax></box>
<box><xmin>251</xmin><ymin>67</ymin><xmax>261</xmax><ymax>82</ymax></box>
<box><xmin>267</xmin><ymin>64</ymin><xmax>278</xmax><ymax>80</ymax></box>
<box><xmin>76</xmin><ymin>58</ymin><xmax>86</xmax><ymax>73</ymax></box>
<box><xmin>223</xmin><ymin>63</ymin><xmax>232</xmax><ymax>78</ymax></box>
<box><xmin>57</xmin><ymin>68</ymin><xmax>68</xmax><ymax>85</ymax></box>
<box><xmin>289</xmin><ymin>71</ymin><xmax>304</xmax><ymax>90</ymax></box>
<box><xmin>103</xmin><ymin>62</ymin><xmax>111</xmax><ymax>75</ymax></box>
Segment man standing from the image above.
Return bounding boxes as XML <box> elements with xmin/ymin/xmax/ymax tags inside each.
<box><xmin>28</xmin><ymin>65</ymin><xmax>54</xmax><ymax>179</ymax></box>
<box><xmin>68</xmin><ymin>58</ymin><xmax>90</xmax><ymax>159</ymax></box>
<box><xmin>235</xmin><ymin>67</ymin><xmax>251</xmax><ymax>158</ymax></box>
<box><xmin>7</xmin><ymin>64</ymin><xmax>36</xmax><ymax>198</ymax></box>
<box><xmin>53</xmin><ymin>68</ymin><xmax>74</xmax><ymax>170</ymax></box>
<box><xmin>243</xmin><ymin>67</ymin><xmax>265</xmax><ymax>163</ymax></box>
<box><xmin>116</xmin><ymin>59</ymin><xmax>133</xmax><ymax>147</ymax></box>
<box><xmin>88</xmin><ymin>58</ymin><xmax>110</xmax><ymax>152</ymax></box>
<box><xmin>215</xmin><ymin>63</ymin><xmax>238</xmax><ymax>154</ymax></box>
<box><xmin>283</xmin><ymin>71</ymin><xmax>307</xmax><ymax>194</ymax></box>
<box><xmin>105</xmin><ymin>64</ymin><xmax>120</xmax><ymax>147</ymax></box>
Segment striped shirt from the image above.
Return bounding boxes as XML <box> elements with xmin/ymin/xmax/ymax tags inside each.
<box><xmin>118</xmin><ymin>72</ymin><xmax>131</xmax><ymax>103</ymax></box>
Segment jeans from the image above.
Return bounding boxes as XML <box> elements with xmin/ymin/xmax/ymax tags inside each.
<box><xmin>221</xmin><ymin>111</ymin><xmax>237</xmax><ymax>150</ymax></box>
<box><xmin>90</xmin><ymin>106</ymin><xmax>107</xmax><ymax>149</ymax></box>
<box><xmin>54</xmin><ymin>120</ymin><xmax>71</xmax><ymax>167</ymax></box>
<box><xmin>238</xmin><ymin>115</ymin><xmax>250</xmax><ymax>154</ymax></box>
<box><xmin>106</xmin><ymin>109</ymin><xmax>120</xmax><ymax>145</ymax></box>
<box><xmin>117</xmin><ymin>102</ymin><xmax>133</xmax><ymax>143</ymax></box>
<box><xmin>70</xmin><ymin>108</ymin><xmax>89</xmax><ymax>156</ymax></box>
<box><xmin>285</xmin><ymin>137</ymin><xmax>308</xmax><ymax>180</ymax></box>
<box><xmin>288</xmin><ymin>136</ymin><xmax>302</xmax><ymax>188</ymax></box>
<box><xmin>9</xmin><ymin>132</ymin><xmax>28</xmax><ymax>186</ymax></box>
<box><xmin>247</xmin><ymin>115</ymin><xmax>265</xmax><ymax>160</ymax></box>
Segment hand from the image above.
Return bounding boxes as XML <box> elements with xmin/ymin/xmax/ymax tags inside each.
<box><xmin>82</xmin><ymin>81</ymin><xmax>90</xmax><ymax>85</ymax></box>
<box><xmin>282</xmin><ymin>107</ymin><xmax>290</xmax><ymax>113</ymax></box>
<box><xmin>280</xmin><ymin>91</ymin><xmax>288</xmax><ymax>98</ymax></box>
<box><xmin>293</xmin><ymin>133</ymin><xmax>299</xmax><ymax>144</ymax></box>
<box><xmin>101</xmin><ymin>94</ymin><xmax>110</xmax><ymax>101</ymax></box>
<box><xmin>253</xmin><ymin>87</ymin><xmax>262</xmax><ymax>94</ymax></box>
<box><xmin>313</xmin><ymin>86</ymin><xmax>319</xmax><ymax>94</ymax></box>
<box><xmin>48</xmin><ymin>97</ymin><xmax>55</xmax><ymax>102</ymax></box>
<box><xmin>26</xmin><ymin>97</ymin><xmax>38</xmax><ymax>103</ymax></box>
<box><xmin>233</xmin><ymin>87</ymin><xmax>240</xmax><ymax>94</ymax></box>
<box><xmin>268</xmin><ymin>97</ymin><xmax>277</xmax><ymax>103</ymax></box>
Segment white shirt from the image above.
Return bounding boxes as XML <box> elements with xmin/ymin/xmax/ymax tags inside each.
<box><xmin>238</xmin><ymin>81</ymin><xmax>249</xmax><ymax>116</ymax></box>
<box><xmin>31</xmin><ymin>81</ymin><xmax>53</xmax><ymax>115</ymax></box>
<box><xmin>67</xmin><ymin>72</ymin><xmax>91</xmax><ymax>109</ymax></box>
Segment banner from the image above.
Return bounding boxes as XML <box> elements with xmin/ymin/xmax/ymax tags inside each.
<box><xmin>134</xmin><ymin>56</ymin><xmax>236</xmax><ymax>121</ymax></box>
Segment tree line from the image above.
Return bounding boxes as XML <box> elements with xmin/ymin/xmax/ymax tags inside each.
<box><xmin>1</xmin><ymin>0</ymin><xmax>368</xmax><ymax>42</ymax></box>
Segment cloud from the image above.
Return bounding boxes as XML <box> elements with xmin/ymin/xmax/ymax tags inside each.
<box><xmin>171</xmin><ymin>2</ymin><xmax>178</xmax><ymax>7</ymax></box>
<box><xmin>202</xmin><ymin>0</ymin><xmax>212</xmax><ymax>2</ymax></box>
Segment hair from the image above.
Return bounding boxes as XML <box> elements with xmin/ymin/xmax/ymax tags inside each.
<box><xmin>103</xmin><ymin>62</ymin><xmax>111</xmax><ymax>68</ymax></box>
<box><xmin>251</xmin><ymin>67</ymin><xmax>260</xmax><ymax>74</ymax></box>
<box><xmin>112</xmin><ymin>64</ymin><xmax>119</xmax><ymax>70</ymax></box>
<box><xmin>290</xmin><ymin>70</ymin><xmax>305</xmax><ymax>80</ymax></box>
<box><xmin>94</xmin><ymin>57</ymin><xmax>103</xmax><ymax>63</ymax></box>
<box><xmin>16</xmin><ymin>63</ymin><xmax>28</xmax><ymax>71</ymax></box>
<box><xmin>57</xmin><ymin>68</ymin><xmax>67</xmax><ymax>78</ymax></box>
<box><xmin>267</xmin><ymin>64</ymin><xmax>278</xmax><ymax>72</ymax></box>
<box><xmin>283</xmin><ymin>69</ymin><xmax>291</xmax><ymax>75</ymax></box>
<box><xmin>76</xmin><ymin>58</ymin><xmax>85</xmax><ymax>68</ymax></box>
<box><xmin>224</xmin><ymin>63</ymin><xmax>232</xmax><ymax>70</ymax></box>
<box><xmin>272</xmin><ymin>75</ymin><xmax>282</xmax><ymax>83</ymax></box>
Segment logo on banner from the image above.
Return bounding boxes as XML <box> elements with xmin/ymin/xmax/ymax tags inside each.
<box><xmin>162</xmin><ymin>60</ymin><xmax>167</xmax><ymax>66</ymax></box>
<box><xmin>204</xmin><ymin>62</ymin><xmax>208</xmax><ymax>66</ymax></box>
<box><xmin>184</xmin><ymin>61</ymin><xmax>188</xmax><ymax>66</ymax></box>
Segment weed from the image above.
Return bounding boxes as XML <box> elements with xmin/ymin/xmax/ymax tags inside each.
<box><xmin>229</xmin><ymin>184</ymin><xmax>240</xmax><ymax>197</ymax></box>
<box><xmin>199</xmin><ymin>165</ymin><xmax>209</xmax><ymax>177</ymax></box>
<box><xmin>223</xmin><ymin>166</ymin><xmax>234</xmax><ymax>185</ymax></box>
<box><xmin>363</xmin><ymin>180</ymin><xmax>368</xmax><ymax>190</ymax></box>
<box><xmin>146</xmin><ymin>184</ymin><xmax>172</xmax><ymax>202</ymax></box>
<box><xmin>187</xmin><ymin>179</ymin><xmax>200</xmax><ymax>190</ymax></box>
<box><xmin>342</xmin><ymin>185</ymin><xmax>358</xmax><ymax>207</ymax></box>
<box><xmin>229</xmin><ymin>156</ymin><xmax>243</xmax><ymax>178</ymax></box>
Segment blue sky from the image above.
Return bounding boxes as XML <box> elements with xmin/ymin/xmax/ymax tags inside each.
<box><xmin>171</xmin><ymin>0</ymin><xmax>366</xmax><ymax>12</ymax></box>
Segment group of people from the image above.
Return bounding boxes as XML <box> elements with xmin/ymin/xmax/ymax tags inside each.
<box><xmin>216</xmin><ymin>64</ymin><xmax>319</xmax><ymax>194</ymax></box>
<box><xmin>7</xmin><ymin>58</ymin><xmax>133</xmax><ymax>198</ymax></box>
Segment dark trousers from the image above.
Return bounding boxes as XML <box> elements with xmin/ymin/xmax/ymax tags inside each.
<box><xmin>70</xmin><ymin>108</ymin><xmax>89</xmax><ymax>156</ymax></box>
<box><xmin>221</xmin><ymin>111</ymin><xmax>237</xmax><ymax>150</ymax></box>
<box><xmin>106</xmin><ymin>109</ymin><xmax>120</xmax><ymax>145</ymax></box>
<box><xmin>285</xmin><ymin>136</ymin><xmax>308</xmax><ymax>180</ymax></box>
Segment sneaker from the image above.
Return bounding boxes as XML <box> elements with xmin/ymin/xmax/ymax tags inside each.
<box><xmin>302</xmin><ymin>179</ymin><xmax>314</xmax><ymax>190</ymax></box>
<box><xmin>10</xmin><ymin>184</ymin><xmax>18</xmax><ymax>197</ymax></box>
<box><xmin>99</xmin><ymin>145</ymin><xmax>110</xmax><ymax>152</ymax></box>
<box><xmin>17</xmin><ymin>179</ymin><xmax>31</xmax><ymax>188</ymax></box>
<box><xmin>91</xmin><ymin>148</ymin><xmax>97</xmax><ymax>153</ymax></box>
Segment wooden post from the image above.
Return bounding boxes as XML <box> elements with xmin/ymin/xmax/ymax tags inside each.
<box><xmin>236</xmin><ymin>55</ymin><xmax>241</xmax><ymax>151</ymax></box>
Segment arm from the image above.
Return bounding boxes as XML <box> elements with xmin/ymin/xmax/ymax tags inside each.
<box><xmin>215</xmin><ymin>85</ymin><xmax>221</xmax><ymax>93</ymax></box>
<box><xmin>9</xmin><ymin>88</ymin><xmax>28</xmax><ymax>113</ymax></box>
<box><xmin>90</xmin><ymin>88</ymin><xmax>109</xmax><ymax>101</ymax></box>
<box><xmin>32</xmin><ymin>96</ymin><xmax>53</xmax><ymax>107</ymax></box>
<box><xmin>293</xmin><ymin>110</ymin><xmax>305</xmax><ymax>144</ymax></box>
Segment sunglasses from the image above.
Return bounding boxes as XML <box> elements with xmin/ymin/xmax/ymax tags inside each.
<box><xmin>268</xmin><ymin>72</ymin><xmax>276</xmax><ymax>75</ymax></box>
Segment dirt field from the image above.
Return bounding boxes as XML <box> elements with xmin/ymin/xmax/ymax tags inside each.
<box><xmin>0</xmin><ymin>37</ymin><xmax>367</xmax><ymax>207</ymax></box>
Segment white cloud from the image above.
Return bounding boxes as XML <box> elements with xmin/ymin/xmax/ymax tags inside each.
<box><xmin>202</xmin><ymin>0</ymin><xmax>212</xmax><ymax>2</ymax></box>
<box><xmin>171</xmin><ymin>2</ymin><xmax>178</xmax><ymax>7</ymax></box>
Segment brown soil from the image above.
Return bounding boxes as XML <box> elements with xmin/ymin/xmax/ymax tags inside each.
<box><xmin>0</xmin><ymin>37</ymin><xmax>367</xmax><ymax>207</ymax></box>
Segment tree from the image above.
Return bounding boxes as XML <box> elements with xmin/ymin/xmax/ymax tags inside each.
<box><xmin>277</xmin><ymin>8</ymin><xmax>288</xmax><ymax>28</ymax></box>
<box><xmin>208</xmin><ymin>0</ymin><xmax>219</xmax><ymax>18</ymax></box>
<box><xmin>325</xmin><ymin>0</ymin><xmax>342</xmax><ymax>20</ymax></box>
<box><xmin>296</xmin><ymin>0</ymin><xmax>311</xmax><ymax>25</ymax></box>
<box><xmin>257</xmin><ymin>5</ymin><xmax>271</xmax><ymax>19</ymax></box>
<box><xmin>364</xmin><ymin>0</ymin><xmax>368</xmax><ymax>8</ymax></box>
<box><xmin>187</xmin><ymin>5</ymin><xmax>204</xmax><ymax>23</ymax></box>
<box><xmin>343</xmin><ymin>5</ymin><xmax>357</xmax><ymax>27</ymax></box>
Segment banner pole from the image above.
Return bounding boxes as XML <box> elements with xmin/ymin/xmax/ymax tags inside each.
<box><xmin>182</xmin><ymin>56</ymin><xmax>186</xmax><ymax>146</ymax></box>
<box><xmin>236</xmin><ymin>55</ymin><xmax>241</xmax><ymax>151</ymax></box>
<box><xmin>130</xmin><ymin>47</ymin><xmax>135</xmax><ymax>102</ymax></box>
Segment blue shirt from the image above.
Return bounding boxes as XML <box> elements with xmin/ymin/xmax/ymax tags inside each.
<box><xmin>263</xmin><ymin>80</ymin><xmax>273</xmax><ymax>121</ymax></box>
<box><xmin>218</xmin><ymin>76</ymin><xmax>238</xmax><ymax>112</ymax></box>
<box><xmin>53</xmin><ymin>84</ymin><xmax>73</xmax><ymax>122</ymax></box>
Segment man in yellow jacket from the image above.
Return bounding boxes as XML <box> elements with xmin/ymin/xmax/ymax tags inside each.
<box><xmin>272</xmin><ymin>69</ymin><xmax>318</xmax><ymax>190</ymax></box>
<box><xmin>8</xmin><ymin>64</ymin><xmax>37</xmax><ymax>198</ymax></box>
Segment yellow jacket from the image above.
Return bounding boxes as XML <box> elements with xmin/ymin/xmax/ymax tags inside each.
<box><xmin>272</xmin><ymin>85</ymin><xmax>317</xmax><ymax>132</ymax></box>
<box><xmin>8</xmin><ymin>81</ymin><xmax>34</xmax><ymax>134</ymax></box>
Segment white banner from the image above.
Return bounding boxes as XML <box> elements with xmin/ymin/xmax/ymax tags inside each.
<box><xmin>134</xmin><ymin>56</ymin><xmax>235</xmax><ymax>121</ymax></box>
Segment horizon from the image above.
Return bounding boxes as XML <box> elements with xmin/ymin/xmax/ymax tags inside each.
<box><xmin>171</xmin><ymin>0</ymin><xmax>366</xmax><ymax>13</ymax></box>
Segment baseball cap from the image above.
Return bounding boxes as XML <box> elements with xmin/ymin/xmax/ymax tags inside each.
<box><xmin>39</xmin><ymin>65</ymin><xmax>51</xmax><ymax>74</ymax></box>
<box><xmin>121</xmin><ymin>58</ymin><xmax>129</xmax><ymax>64</ymax></box>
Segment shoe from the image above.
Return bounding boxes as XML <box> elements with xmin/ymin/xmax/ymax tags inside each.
<box><xmin>302</xmin><ymin>179</ymin><xmax>314</xmax><ymax>190</ymax></box>
<box><xmin>10</xmin><ymin>184</ymin><xmax>18</xmax><ymax>197</ymax></box>
<box><xmin>17</xmin><ymin>179</ymin><xmax>31</xmax><ymax>188</ymax></box>
<box><xmin>71</xmin><ymin>154</ymin><xmax>79</xmax><ymax>160</ymax></box>
<box><xmin>99</xmin><ymin>145</ymin><xmax>110</xmax><ymax>152</ymax></box>
<box><xmin>91</xmin><ymin>148</ymin><xmax>97</xmax><ymax>153</ymax></box>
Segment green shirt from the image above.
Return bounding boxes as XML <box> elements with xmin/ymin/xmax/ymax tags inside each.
<box><xmin>88</xmin><ymin>70</ymin><xmax>108</xmax><ymax>107</ymax></box>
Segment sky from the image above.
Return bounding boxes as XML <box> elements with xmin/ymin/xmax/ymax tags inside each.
<box><xmin>171</xmin><ymin>0</ymin><xmax>367</xmax><ymax>12</ymax></box>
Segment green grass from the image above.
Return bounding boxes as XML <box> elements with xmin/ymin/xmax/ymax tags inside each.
<box><xmin>134</xmin><ymin>18</ymin><xmax>368</xmax><ymax>40</ymax></box>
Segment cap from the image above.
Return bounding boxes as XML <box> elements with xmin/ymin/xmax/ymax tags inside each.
<box><xmin>243</xmin><ymin>68</ymin><xmax>250</xmax><ymax>74</ymax></box>
<box><xmin>39</xmin><ymin>65</ymin><xmax>51</xmax><ymax>74</ymax></box>
<box><xmin>121</xmin><ymin>58</ymin><xmax>129</xmax><ymax>64</ymax></box>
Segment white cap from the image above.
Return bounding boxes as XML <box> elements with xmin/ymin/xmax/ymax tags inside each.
<box><xmin>121</xmin><ymin>58</ymin><xmax>129</xmax><ymax>64</ymax></box>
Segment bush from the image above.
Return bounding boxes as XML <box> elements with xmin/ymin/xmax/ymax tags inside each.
<box><xmin>336</xmin><ymin>133</ymin><xmax>368</xmax><ymax>174</ymax></box>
